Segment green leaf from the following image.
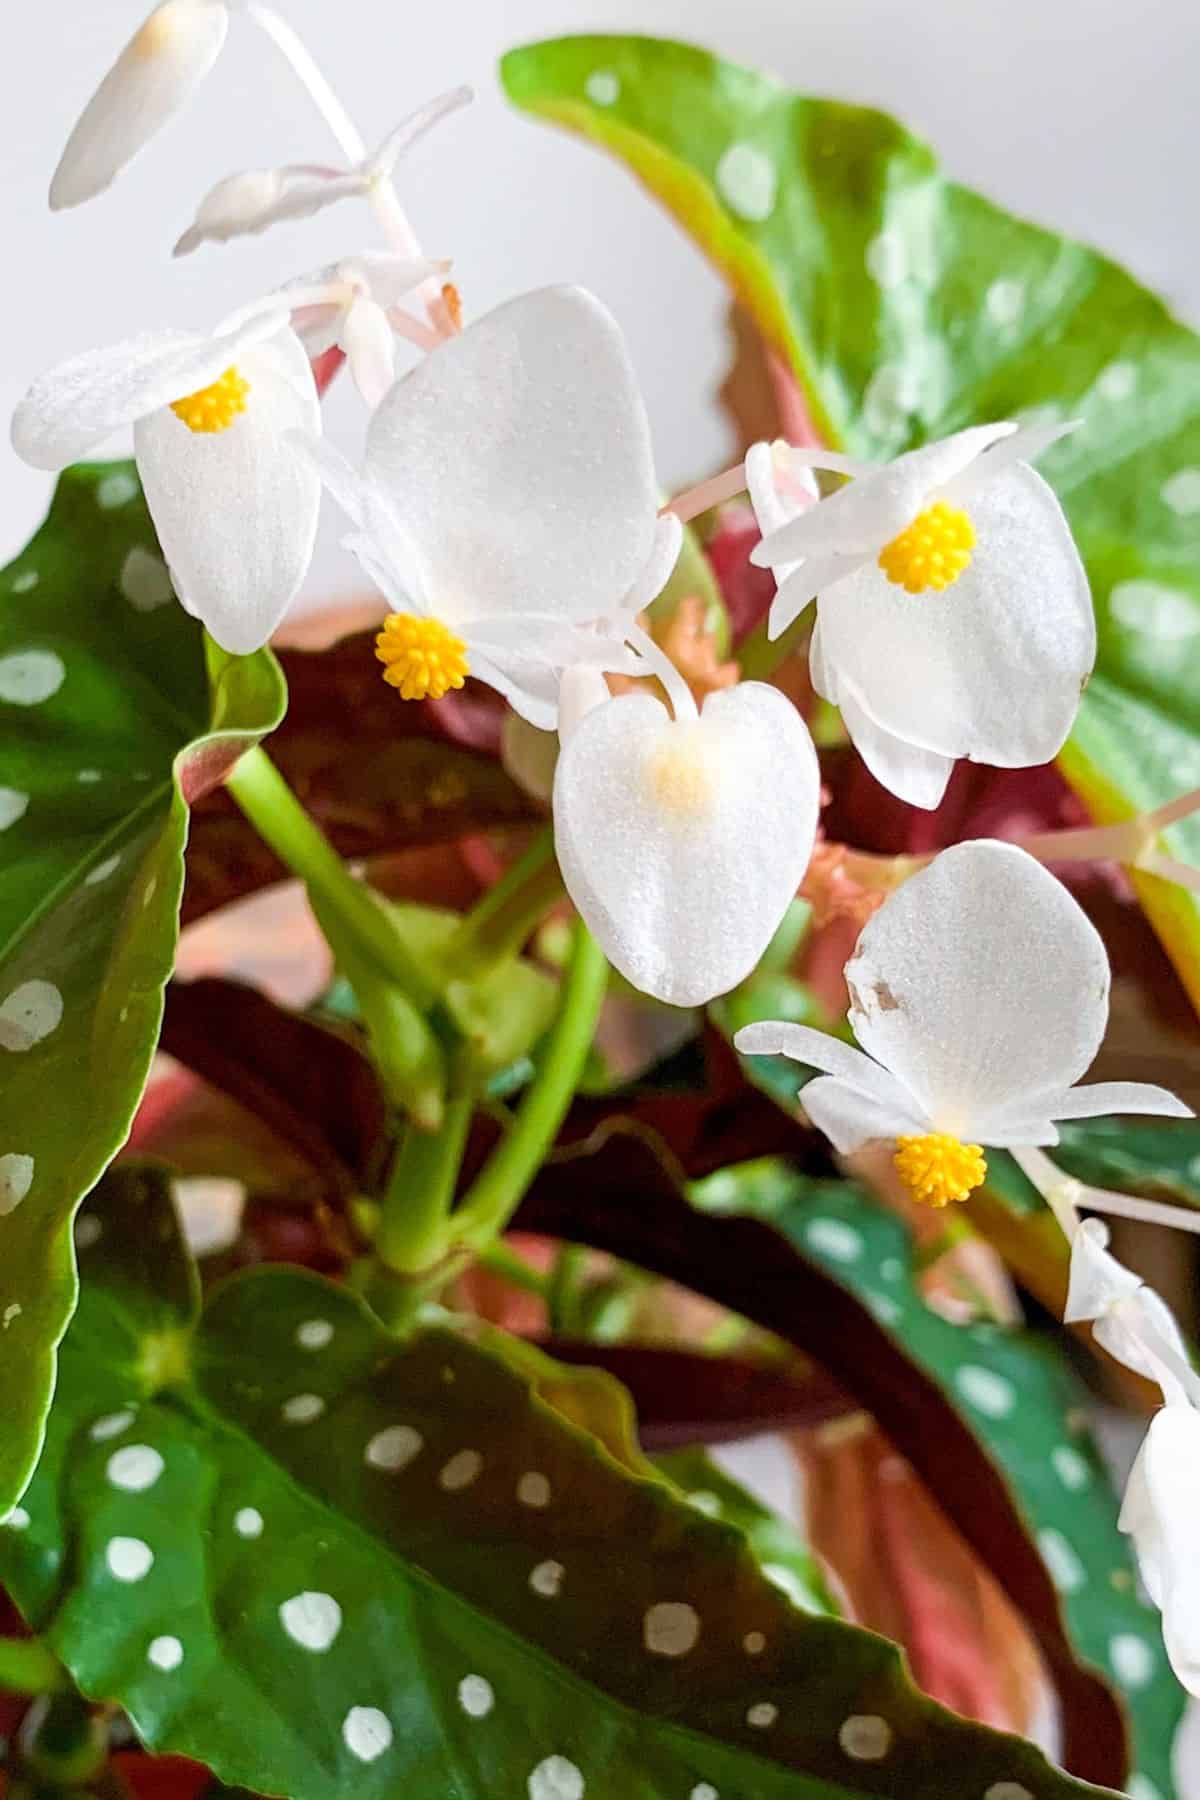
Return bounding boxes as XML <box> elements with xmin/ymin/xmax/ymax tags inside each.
<box><xmin>780</xmin><ymin>1178</ymin><xmax>1185</xmax><ymax>1798</ymax></box>
<box><xmin>2</xmin><ymin>1165</ymin><xmax>1116</xmax><ymax>1800</ymax></box>
<box><xmin>517</xmin><ymin>1136</ymin><xmax>1172</xmax><ymax>1787</ymax></box>
<box><xmin>501</xmin><ymin>33</ymin><xmax>1200</xmax><ymax>1013</ymax></box>
<box><xmin>0</xmin><ymin>465</ymin><xmax>285</xmax><ymax>1514</ymax></box>
<box><xmin>656</xmin><ymin>1447</ymin><xmax>841</xmax><ymax>1618</ymax></box>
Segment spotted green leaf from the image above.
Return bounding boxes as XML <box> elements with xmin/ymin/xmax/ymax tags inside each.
<box><xmin>1</xmin><ymin>1165</ymin><xmax>1117</xmax><ymax>1800</ymax></box>
<box><xmin>502</xmin><ymin>35</ymin><xmax>1200</xmax><ymax>1013</ymax></box>
<box><xmin>0</xmin><ymin>465</ymin><xmax>285</xmax><ymax>1515</ymax></box>
<box><xmin>656</xmin><ymin>1447</ymin><xmax>841</xmax><ymax>1619</ymax></box>
<box><xmin>780</xmin><ymin>1175</ymin><xmax>1186</xmax><ymax>1798</ymax></box>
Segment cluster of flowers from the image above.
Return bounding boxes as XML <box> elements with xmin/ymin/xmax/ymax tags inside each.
<box><xmin>10</xmin><ymin>0</ymin><xmax>1199</xmax><ymax>1694</ymax></box>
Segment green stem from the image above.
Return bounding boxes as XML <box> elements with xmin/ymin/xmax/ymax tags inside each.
<box><xmin>446</xmin><ymin>829</ymin><xmax>563</xmax><ymax>978</ymax></box>
<box><xmin>547</xmin><ymin>1242</ymin><xmax>589</xmax><ymax>1334</ymax></box>
<box><xmin>375</xmin><ymin>1093</ymin><xmax>474</xmax><ymax>1275</ymax></box>
<box><xmin>736</xmin><ymin>611</ymin><xmax>811</xmax><ymax>683</ymax></box>
<box><xmin>226</xmin><ymin>747</ymin><xmax>437</xmax><ymax>1007</ymax></box>
<box><xmin>0</xmin><ymin>1635</ymin><xmax>65</xmax><ymax>1696</ymax></box>
<box><xmin>474</xmin><ymin>1240</ymin><xmax>552</xmax><ymax>1301</ymax></box>
<box><xmin>455</xmin><ymin>926</ymin><xmax>608</xmax><ymax>1251</ymax></box>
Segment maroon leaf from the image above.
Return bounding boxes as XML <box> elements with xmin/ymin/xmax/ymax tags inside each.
<box><xmin>538</xmin><ymin>1340</ymin><xmax>850</xmax><ymax>1450</ymax></box>
<box><xmin>158</xmin><ymin>978</ymin><xmax>388</xmax><ymax>1197</ymax></box>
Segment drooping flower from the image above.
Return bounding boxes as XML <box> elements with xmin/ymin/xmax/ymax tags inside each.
<box><xmin>173</xmin><ymin>87</ymin><xmax>472</xmax><ymax>255</ymax></box>
<box><xmin>50</xmin><ymin>0</ymin><xmax>230</xmax><ymax>210</ymax></box>
<box><xmin>748</xmin><ymin>425</ymin><xmax>1096</xmax><ymax>809</ymax></box>
<box><xmin>735</xmin><ymin>840</ymin><xmax>1190</xmax><ymax>1206</ymax></box>
<box><xmin>12</xmin><ymin>311</ymin><xmax>321</xmax><ymax>654</ymax></box>
<box><xmin>553</xmin><ymin>665</ymin><xmax>820</xmax><ymax>1007</ymax></box>
<box><xmin>285</xmin><ymin>253</ymin><xmax>447</xmax><ymax>407</ymax></box>
<box><xmin>298</xmin><ymin>285</ymin><xmax>674</xmax><ymax>726</ymax></box>
<box><xmin>1065</xmin><ymin>1221</ymin><xmax>1200</xmax><ymax>1695</ymax></box>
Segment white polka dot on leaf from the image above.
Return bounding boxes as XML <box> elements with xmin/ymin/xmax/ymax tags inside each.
<box><xmin>0</xmin><ymin>651</ymin><xmax>65</xmax><ymax>706</ymax></box>
<box><xmin>528</xmin><ymin>1755</ymin><xmax>584</xmax><ymax>1800</ymax></box>
<box><xmin>279</xmin><ymin>1591</ymin><xmax>342</xmax><ymax>1652</ymax></box>
<box><xmin>530</xmin><ymin>1560</ymin><xmax>564</xmax><ymax>1598</ymax></box>
<box><xmin>517</xmin><ymin>1471</ymin><xmax>551</xmax><ymax>1509</ymax></box>
<box><xmin>643</xmin><ymin>1602</ymin><xmax>701</xmax><ymax>1658</ymax></box>
<box><xmin>838</xmin><ymin>1714</ymin><xmax>892</xmax><ymax>1760</ymax></box>
<box><xmin>147</xmin><ymin>1635</ymin><xmax>183</xmax><ymax>1671</ymax></box>
<box><xmin>342</xmin><ymin>1706</ymin><xmax>393</xmax><ymax>1762</ymax></box>
<box><xmin>0</xmin><ymin>1154</ymin><xmax>34</xmax><ymax>1215</ymax></box>
<box><xmin>439</xmin><ymin>1449</ymin><xmax>483</xmax><ymax>1491</ymax></box>
<box><xmin>365</xmin><ymin>1425</ymin><xmax>423</xmax><ymax>1471</ymax></box>
<box><xmin>0</xmin><ymin>981</ymin><xmax>63</xmax><ymax>1053</ymax></box>
<box><xmin>234</xmin><ymin>1507</ymin><xmax>264</xmax><ymax>1538</ymax></box>
<box><xmin>106</xmin><ymin>1536</ymin><xmax>154</xmax><ymax>1582</ymax></box>
<box><xmin>281</xmin><ymin>1393</ymin><xmax>324</xmax><ymax>1424</ymax></box>
<box><xmin>107</xmin><ymin>1444</ymin><xmax>164</xmax><ymax>1493</ymax></box>
<box><xmin>457</xmin><ymin>1674</ymin><xmax>494</xmax><ymax>1718</ymax></box>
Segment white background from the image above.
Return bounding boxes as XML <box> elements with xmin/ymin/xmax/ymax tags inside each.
<box><xmin>3</xmin><ymin>0</ymin><xmax>1200</xmax><ymax>599</ymax></box>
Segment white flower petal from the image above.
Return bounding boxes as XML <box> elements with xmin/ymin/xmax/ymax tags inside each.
<box><xmin>753</xmin><ymin>424</ymin><xmax>1016</xmax><ymax>567</ymax></box>
<box><xmin>366</xmin><ymin>286</ymin><xmax>658</xmax><ymax>625</ymax></box>
<box><xmin>173</xmin><ymin>165</ymin><xmax>363</xmax><ymax>256</ymax></box>
<box><xmin>289</xmin><ymin>432</ymin><xmax>366</xmax><ymax>527</ymax></box>
<box><xmin>1064</xmin><ymin>1218</ymin><xmax>1143</xmax><ymax>1323</ymax></box>
<box><xmin>51</xmin><ymin>0</ymin><xmax>229</xmax><ymax>210</ymax></box>
<box><xmin>813</xmin><ymin>464</ymin><xmax>1095</xmax><ymax>766</ymax></box>
<box><xmin>617</xmin><ymin>513</ymin><xmax>683</xmax><ymax>616</ymax></box>
<box><xmin>341</xmin><ymin>296</ymin><xmax>396</xmax><ymax>408</ymax></box>
<box><xmin>940</xmin><ymin>420</ymin><xmax>1080</xmax><ymax>505</ymax></box>
<box><xmin>767</xmin><ymin>550</ymin><xmax>866</xmax><ymax>637</ymax></box>
<box><xmin>468</xmin><ymin>650</ymin><xmax>561</xmax><ymax>731</ymax></box>
<box><xmin>345</xmin><ymin>252</ymin><xmax>446</xmax><ymax>312</ymax></box>
<box><xmin>1040</xmin><ymin>1080</ymin><xmax>1193</xmax><ymax>1124</ymax></box>
<box><xmin>366</xmin><ymin>85</ymin><xmax>474</xmax><ymax>175</ymax></box>
<box><xmin>558</xmin><ymin>667</ymin><xmax>611</xmax><ymax>745</ymax></box>
<box><xmin>554</xmin><ymin>683</ymin><xmax>819</xmax><ymax>1006</ymax></box>
<box><xmin>844</xmin><ymin>840</ymin><xmax>1110</xmax><ymax>1134</ymax></box>
<box><xmin>800</xmin><ymin>1074</ymin><xmax>928</xmax><ymax>1152</ymax></box>
<box><xmin>134</xmin><ymin>329</ymin><xmax>320</xmax><ymax>652</ymax></box>
<box><xmin>835</xmin><ymin>680</ymin><xmax>954</xmax><ymax>809</ymax></box>
<box><xmin>1120</xmin><ymin>1409</ymin><xmax>1200</xmax><ymax>1694</ymax></box>
<box><xmin>745</xmin><ymin>441</ymin><xmax>820</xmax><ymax>587</ymax></box>
<box><xmin>12</xmin><ymin>313</ymin><xmax>284</xmax><ymax>471</ymax></box>
<box><xmin>1094</xmin><ymin>1289</ymin><xmax>1197</xmax><ymax>1404</ymax></box>
<box><xmin>733</xmin><ymin>1020</ymin><xmax>916</xmax><ymax>1112</ymax></box>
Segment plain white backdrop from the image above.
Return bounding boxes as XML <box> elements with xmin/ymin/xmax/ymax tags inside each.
<box><xmin>3</xmin><ymin>0</ymin><xmax>1199</xmax><ymax>597</ymax></box>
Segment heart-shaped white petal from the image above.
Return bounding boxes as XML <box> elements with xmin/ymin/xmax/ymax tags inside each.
<box><xmin>366</xmin><ymin>286</ymin><xmax>658</xmax><ymax>627</ymax></box>
<box><xmin>813</xmin><ymin>464</ymin><xmax>1095</xmax><ymax>768</ymax></box>
<box><xmin>51</xmin><ymin>0</ymin><xmax>229</xmax><ymax>211</ymax></box>
<box><xmin>553</xmin><ymin>683</ymin><xmax>819</xmax><ymax>1006</ymax></box>
<box><xmin>844</xmin><ymin>840</ymin><xmax>1110</xmax><ymax>1137</ymax></box>
<box><xmin>1120</xmin><ymin>1409</ymin><xmax>1200</xmax><ymax>1695</ymax></box>
<box><xmin>134</xmin><ymin>328</ymin><xmax>321</xmax><ymax>652</ymax></box>
<box><xmin>11</xmin><ymin>313</ymin><xmax>285</xmax><ymax>471</ymax></box>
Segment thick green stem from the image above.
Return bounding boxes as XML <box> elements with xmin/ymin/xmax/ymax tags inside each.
<box><xmin>375</xmin><ymin>1093</ymin><xmax>474</xmax><ymax>1275</ymax></box>
<box><xmin>0</xmin><ymin>1635</ymin><xmax>65</xmax><ymax>1696</ymax></box>
<box><xmin>446</xmin><ymin>829</ymin><xmax>563</xmax><ymax>978</ymax></box>
<box><xmin>455</xmin><ymin>926</ymin><xmax>608</xmax><ymax>1252</ymax></box>
<box><xmin>225</xmin><ymin>747</ymin><xmax>437</xmax><ymax>1007</ymax></box>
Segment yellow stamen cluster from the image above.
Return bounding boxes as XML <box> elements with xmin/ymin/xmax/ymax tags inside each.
<box><xmin>375</xmin><ymin>612</ymin><xmax>469</xmax><ymax>701</ymax></box>
<box><xmin>893</xmin><ymin>1132</ymin><xmax>987</xmax><ymax>1208</ymax></box>
<box><xmin>878</xmin><ymin>501</ymin><xmax>975</xmax><ymax>594</ymax></box>
<box><xmin>169</xmin><ymin>366</ymin><xmax>251</xmax><ymax>435</ymax></box>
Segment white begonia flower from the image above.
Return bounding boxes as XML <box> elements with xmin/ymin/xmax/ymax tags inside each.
<box><xmin>50</xmin><ymin>0</ymin><xmax>229</xmax><ymax>210</ymax></box>
<box><xmin>747</xmin><ymin>424</ymin><xmax>1096</xmax><ymax>810</ymax></box>
<box><xmin>12</xmin><ymin>312</ymin><xmax>321</xmax><ymax>655</ymax></box>
<box><xmin>297</xmin><ymin>284</ymin><xmax>675</xmax><ymax>728</ymax></box>
<box><xmin>1065</xmin><ymin>1223</ymin><xmax>1200</xmax><ymax>1694</ymax></box>
<box><xmin>285</xmin><ymin>253</ymin><xmax>448</xmax><ymax>407</ymax></box>
<box><xmin>173</xmin><ymin>86</ymin><xmax>472</xmax><ymax>256</ymax></box>
<box><xmin>553</xmin><ymin>673</ymin><xmax>820</xmax><ymax>1008</ymax></box>
<box><xmin>735</xmin><ymin>840</ymin><xmax>1190</xmax><ymax>1207</ymax></box>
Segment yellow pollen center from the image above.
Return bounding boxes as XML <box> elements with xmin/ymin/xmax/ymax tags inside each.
<box><xmin>169</xmin><ymin>366</ymin><xmax>251</xmax><ymax>435</ymax></box>
<box><xmin>878</xmin><ymin>501</ymin><xmax>975</xmax><ymax>594</ymax></box>
<box><xmin>135</xmin><ymin>3</ymin><xmax>185</xmax><ymax>58</ymax></box>
<box><xmin>893</xmin><ymin>1132</ymin><xmax>987</xmax><ymax>1208</ymax></box>
<box><xmin>645</xmin><ymin>731</ymin><xmax>718</xmax><ymax>820</ymax></box>
<box><xmin>375</xmin><ymin>613</ymin><xmax>469</xmax><ymax>701</ymax></box>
